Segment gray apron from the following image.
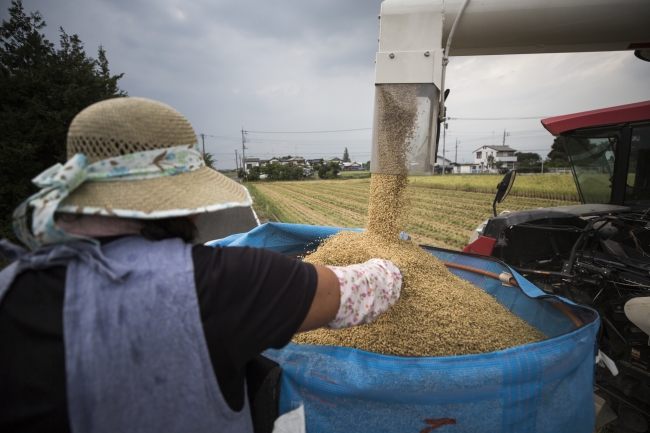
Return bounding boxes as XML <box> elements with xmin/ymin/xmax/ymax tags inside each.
<box><xmin>0</xmin><ymin>236</ymin><xmax>253</xmax><ymax>433</ymax></box>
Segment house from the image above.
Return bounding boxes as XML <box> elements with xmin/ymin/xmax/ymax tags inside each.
<box><xmin>434</xmin><ymin>155</ymin><xmax>453</xmax><ymax>167</ymax></box>
<box><xmin>243</xmin><ymin>157</ymin><xmax>260</xmax><ymax>171</ymax></box>
<box><xmin>261</xmin><ymin>157</ymin><xmax>281</xmax><ymax>167</ymax></box>
<box><xmin>473</xmin><ymin>145</ymin><xmax>517</xmax><ymax>172</ymax></box>
<box><xmin>323</xmin><ymin>157</ymin><xmax>342</xmax><ymax>165</ymax></box>
<box><xmin>341</xmin><ymin>161</ymin><xmax>364</xmax><ymax>171</ymax></box>
<box><xmin>454</xmin><ymin>163</ymin><xmax>482</xmax><ymax>174</ymax></box>
<box><xmin>287</xmin><ymin>157</ymin><xmax>306</xmax><ymax>167</ymax></box>
<box><xmin>430</xmin><ymin>155</ymin><xmax>454</xmax><ymax>173</ymax></box>
<box><xmin>307</xmin><ymin>158</ymin><xmax>323</xmax><ymax>166</ymax></box>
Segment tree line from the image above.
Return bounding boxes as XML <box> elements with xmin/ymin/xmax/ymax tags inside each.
<box><xmin>0</xmin><ymin>0</ymin><xmax>126</xmax><ymax>241</ymax></box>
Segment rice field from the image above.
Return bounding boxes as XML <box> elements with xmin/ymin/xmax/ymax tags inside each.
<box><xmin>410</xmin><ymin>173</ymin><xmax>579</xmax><ymax>201</ymax></box>
<box><xmin>247</xmin><ymin>174</ymin><xmax>581</xmax><ymax>250</ymax></box>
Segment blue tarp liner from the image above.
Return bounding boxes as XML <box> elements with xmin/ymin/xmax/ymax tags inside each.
<box><xmin>207</xmin><ymin>222</ymin><xmax>362</xmax><ymax>255</ymax></box>
<box><xmin>211</xmin><ymin>223</ymin><xmax>600</xmax><ymax>433</ymax></box>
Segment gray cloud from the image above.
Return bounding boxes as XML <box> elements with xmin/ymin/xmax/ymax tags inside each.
<box><xmin>3</xmin><ymin>0</ymin><xmax>649</xmax><ymax>168</ymax></box>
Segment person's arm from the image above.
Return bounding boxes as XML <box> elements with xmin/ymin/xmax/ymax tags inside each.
<box><xmin>193</xmin><ymin>246</ymin><xmax>401</xmax><ymax>360</ymax></box>
<box><xmin>297</xmin><ymin>265</ymin><xmax>340</xmax><ymax>332</ymax></box>
<box><xmin>300</xmin><ymin>258</ymin><xmax>403</xmax><ymax>332</ymax></box>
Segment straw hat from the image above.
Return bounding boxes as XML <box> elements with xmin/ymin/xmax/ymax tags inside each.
<box><xmin>57</xmin><ymin>97</ymin><xmax>251</xmax><ymax>217</ymax></box>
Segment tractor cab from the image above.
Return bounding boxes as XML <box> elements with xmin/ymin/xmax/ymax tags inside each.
<box><xmin>545</xmin><ymin>101</ymin><xmax>650</xmax><ymax>207</ymax></box>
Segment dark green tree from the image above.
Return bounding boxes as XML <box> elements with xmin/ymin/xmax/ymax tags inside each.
<box><xmin>547</xmin><ymin>136</ymin><xmax>569</xmax><ymax>162</ymax></box>
<box><xmin>516</xmin><ymin>152</ymin><xmax>541</xmax><ymax>166</ymax></box>
<box><xmin>0</xmin><ymin>0</ymin><xmax>126</xmax><ymax>240</ymax></box>
<box><xmin>342</xmin><ymin>147</ymin><xmax>350</xmax><ymax>162</ymax></box>
<box><xmin>318</xmin><ymin>161</ymin><xmax>340</xmax><ymax>179</ymax></box>
<box><xmin>260</xmin><ymin>162</ymin><xmax>304</xmax><ymax>181</ymax></box>
<box><xmin>246</xmin><ymin>166</ymin><xmax>261</xmax><ymax>181</ymax></box>
<box><xmin>545</xmin><ymin>138</ymin><xmax>570</xmax><ymax>168</ymax></box>
<box><xmin>203</xmin><ymin>152</ymin><xmax>217</xmax><ymax>170</ymax></box>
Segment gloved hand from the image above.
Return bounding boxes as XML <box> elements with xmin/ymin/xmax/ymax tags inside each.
<box><xmin>326</xmin><ymin>259</ymin><xmax>402</xmax><ymax>329</ymax></box>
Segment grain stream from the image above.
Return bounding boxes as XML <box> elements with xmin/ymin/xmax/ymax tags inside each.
<box><xmin>291</xmin><ymin>84</ymin><xmax>546</xmax><ymax>356</ymax></box>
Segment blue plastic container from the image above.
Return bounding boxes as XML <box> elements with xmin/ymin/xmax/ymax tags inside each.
<box><xmin>210</xmin><ymin>223</ymin><xmax>600</xmax><ymax>433</ymax></box>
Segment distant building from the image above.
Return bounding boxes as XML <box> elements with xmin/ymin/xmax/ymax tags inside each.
<box><xmin>341</xmin><ymin>161</ymin><xmax>364</xmax><ymax>171</ymax></box>
<box><xmin>261</xmin><ymin>157</ymin><xmax>281</xmax><ymax>167</ymax></box>
<box><xmin>243</xmin><ymin>157</ymin><xmax>260</xmax><ymax>171</ymax></box>
<box><xmin>287</xmin><ymin>157</ymin><xmax>306</xmax><ymax>166</ymax></box>
<box><xmin>455</xmin><ymin>163</ymin><xmax>481</xmax><ymax>174</ymax></box>
<box><xmin>324</xmin><ymin>157</ymin><xmax>342</xmax><ymax>165</ymax></box>
<box><xmin>473</xmin><ymin>145</ymin><xmax>517</xmax><ymax>172</ymax></box>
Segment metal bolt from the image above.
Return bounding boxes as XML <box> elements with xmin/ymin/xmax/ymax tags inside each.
<box><xmin>389</xmin><ymin>53</ymin><xmax>395</xmax><ymax>58</ymax></box>
<box><xmin>424</xmin><ymin>51</ymin><xmax>430</xmax><ymax>57</ymax></box>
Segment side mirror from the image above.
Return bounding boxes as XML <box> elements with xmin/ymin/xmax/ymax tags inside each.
<box><xmin>493</xmin><ymin>170</ymin><xmax>516</xmax><ymax>217</ymax></box>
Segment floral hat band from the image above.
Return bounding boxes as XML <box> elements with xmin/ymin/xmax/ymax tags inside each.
<box><xmin>13</xmin><ymin>144</ymin><xmax>205</xmax><ymax>249</ymax></box>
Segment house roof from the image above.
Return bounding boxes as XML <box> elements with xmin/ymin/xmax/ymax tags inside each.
<box><xmin>473</xmin><ymin>145</ymin><xmax>517</xmax><ymax>153</ymax></box>
<box><xmin>542</xmin><ymin>100</ymin><xmax>650</xmax><ymax>135</ymax></box>
<box><xmin>243</xmin><ymin>157</ymin><xmax>260</xmax><ymax>162</ymax></box>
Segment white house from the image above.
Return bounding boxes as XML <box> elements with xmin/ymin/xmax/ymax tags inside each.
<box><xmin>434</xmin><ymin>155</ymin><xmax>453</xmax><ymax>166</ymax></box>
<box><xmin>473</xmin><ymin>145</ymin><xmax>517</xmax><ymax>171</ymax></box>
<box><xmin>455</xmin><ymin>163</ymin><xmax>482</xmax><ymax>174</ymax></box>
<box><xmin>243</xmin><ymin>157</ymin><xmax>260</xmax><ymax>171</ymax></box>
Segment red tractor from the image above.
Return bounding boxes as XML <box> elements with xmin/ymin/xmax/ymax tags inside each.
<box><xmin>464</xmin><ymin>100</ymin><xmax>650</xmax><ymax>432</ymax></box>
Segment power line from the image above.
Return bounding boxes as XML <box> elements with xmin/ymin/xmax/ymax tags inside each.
<box><xmin>245</xmin><ymin>128</ymin><xmax>371</xmax><ymax>134</ymax></box>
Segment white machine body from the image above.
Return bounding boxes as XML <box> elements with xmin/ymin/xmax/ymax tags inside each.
<box><xmin>625</xmin><ymin>298</ymin><xmax>650</xmax><ymax>343</ymax></box>
<box><xmin>376</xmin><ymin>0</ymin><xmax>650</xmax><ymax>84</ymax></box>
<box><xmin>371</xmin><ymin>0</ymin><xmax>650</xmax><ymax>174</ymax></box>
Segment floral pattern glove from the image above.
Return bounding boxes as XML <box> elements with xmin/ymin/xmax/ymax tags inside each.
<box><xmin>326</xmin><ymin>259</ymin><xmax>402</xmax><ymax>329</ymax></box>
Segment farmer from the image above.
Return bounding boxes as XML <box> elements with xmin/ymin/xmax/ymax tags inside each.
<box><xmin>0</xmin><ymin>97</ymin><xmax>402</xmax><ymax>432</ymax></box>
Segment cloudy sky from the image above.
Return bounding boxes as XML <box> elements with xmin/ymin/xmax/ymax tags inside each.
<box><xmin>3</xmin><ymin>0</ymin><xmax>649</xmax><ymax>168</ymax></box>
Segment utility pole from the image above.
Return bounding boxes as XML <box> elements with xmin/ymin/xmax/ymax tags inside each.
<box><xmin>201</xmin><ymin>133</ymin><xmax>205</xmax><ymax>156</ymax></box>
<box><xmin>235</xmin><ymin>150</ymin><xmax>239</xmax><ymax>171</ymax></box>
<box><xmin>241</xmin><ymin>128</ymin><xmax>247</xmax><ymax>180</ymax></box>
<box><xmin>442</xmin><ymin>122</ymin><xmax>447</xmax><ymax>175</ymax></box>
<box><xmin>502</xmin><ymin>129</ymin><xmax>510</xmax><ymax>146</ymax></box>
<box><xmin>455</xmin><ymin>139</ymin><xmax>458</xmax><ymax>165</ymax></box>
